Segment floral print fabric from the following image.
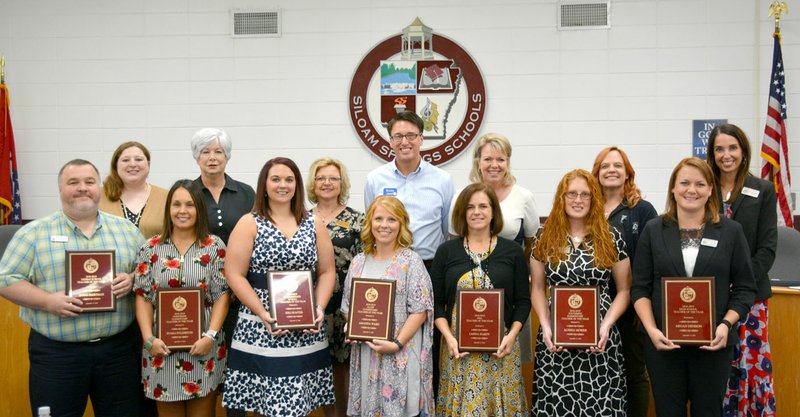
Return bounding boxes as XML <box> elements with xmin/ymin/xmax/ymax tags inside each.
<box><xmin>133</xmin><ymin>235</ymin><xmax>229</xmax><ymax>401</ymax></box>
<box><xmin>341</xmin><ymin>248</ymin><xmax>435</xmax><ymax>417</ymax></box>
<box><xmin>723</xmin><ymin>300</ymin><xmax>777</xmax><ymax>417</ymax></box>
<box><xmin>437</xmin><ymin>242</ymin><xmax>529</xmax><ymax>417</ymax></box>
<box><xmin>321</xmin><ymin>206</ymin><xmax>364</xmax><ymax>363</ymax></box>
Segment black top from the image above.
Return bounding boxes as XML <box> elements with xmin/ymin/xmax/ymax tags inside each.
<box><xmin>431</xmin><ymin>236</ymin><xmax>531</xmax><ymax>330</ymax></box>
<box><xmin>194</xmin><ymin>174</ymin><xmax>255</xmax><ymax>245</ymax></box>
<box><xmin>716</xmin><ymin>175</ymin><xmax>777</xmax><ymax>301</ymax></box>
<box><xmin>606</xmin><ymin>199</ymin><xmax>658</xmax><ymax>297</ymax></box>
<box><xmin>631</xmin><ymin>216</ymin><xmax>757</xmax><ymax>346</ymax></box>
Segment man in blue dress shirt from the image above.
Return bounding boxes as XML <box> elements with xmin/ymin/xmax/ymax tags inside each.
<box><xmin>364</xmin><ymin>111</ymin><xmax>455</xmax><ymax>267</ymax></box>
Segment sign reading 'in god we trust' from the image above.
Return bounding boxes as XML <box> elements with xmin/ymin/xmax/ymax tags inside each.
<box><xmin>348</xmin><ymin>17</ymin><xmax>487</xmax><ymax>165</ymax></box>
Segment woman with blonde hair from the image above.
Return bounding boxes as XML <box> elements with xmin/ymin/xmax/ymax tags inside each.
<box><xmin>531</xmin><ymin>169</ymin><xmax>630</xmax><ymax>416</ymax></box>
<box><xmin>307</xmin><ymin>157</ymin><xmax>364</xmax><ymax>416</ymax></box>
<box><xmin>457</xmin><ymin>133</ymin><xmax>539</xmax><ymax>257</ymax></box>
<box><xmin>592</xmin><ymin>146</ymin><xmax>658</xmax><ymax>417</ymax></box>
<box><xmin>100</xmin><ymin>141</ymin><xmax>168</xmax><ymax>239</ymax></box>
<box><xmin>341</xmin><ymin>196</ymin><xmax>434</xmax><ymax>416</ymax></box>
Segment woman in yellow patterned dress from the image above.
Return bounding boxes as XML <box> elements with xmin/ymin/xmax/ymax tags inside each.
<box><xmin>431</xmin><ymin>183</ymin><xmax>531</xmax><ymax>416</ymax></box>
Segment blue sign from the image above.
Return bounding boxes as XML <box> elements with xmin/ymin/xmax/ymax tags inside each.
<box><xmin>692</xmin><ymin>119</ymin><xmax>727</xmax><ymax>159</ymax></box>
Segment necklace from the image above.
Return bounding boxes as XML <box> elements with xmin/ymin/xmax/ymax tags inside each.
<box><xmin>464</xmin><ymin>236</ymin><xmax>494</xmax><ymax>288</ymax></box>
<box><xmin>568</xmin><ymin>234</ymin><xmax>585</xmax><ymax>248</ymax></box>
<box><xmin>315</xmin><ymin>204</ymin><xmax>343</xmax><ymax>224</ymax></box>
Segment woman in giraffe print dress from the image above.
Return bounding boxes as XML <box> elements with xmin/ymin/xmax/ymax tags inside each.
<box><xmin>530</xmin><ymin>169</ymin><xmax>630</xmax><ymax>416</ymax></box>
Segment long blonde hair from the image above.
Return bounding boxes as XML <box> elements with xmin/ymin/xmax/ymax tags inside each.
<box><xmin>533</xmin><ymin>169</ymin><xmax>618</xmax><ymax>269</ymax></box>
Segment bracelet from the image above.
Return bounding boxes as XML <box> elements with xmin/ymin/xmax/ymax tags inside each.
<box><xmin>202</xmin><ymin>329</ymin><xmax>218</xmax><ymax>340</ymax></box>
<box><xmin>392</xmin><ymin>338</ymin><xmax>404</xmax><ymax>352</ymax></box>
<box><xmin>720</xmin><ymin>319</ymin><xmax>733</xmax><ymax>330</ymax></box>
<box><xmin>143</xmin><ymin>335</ymin><xmax>156</xmax><ymax>351</ymax></box>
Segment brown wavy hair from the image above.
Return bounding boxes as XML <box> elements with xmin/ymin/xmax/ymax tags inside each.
<box><xmin>664</xmin><ymin>157</ymin><xmax>720</xmax><ymax>224</ymax></box>
<box><xmin>103</xmin><ymin>141</ymin><xmax>151</xmax><ymax>201</ymax></box>
<box><xmin>533</xmin><ymin>169</ymin><xmax>617</xmax><ymax>269</ymax></box>
<box><xmin>705</xmin><ymin>123</ymin><xmax>752</xmax><ymax>205</ymax></box>
<box><xmin>253</xmin><ymin>157</ymin><xmax>308</xmax><ymax>224</ymax></box>
<box><xmin>361</xmin><ymin>196</ymin><xmax>413</xmax><ymax>256</ymax></box>
<box><xmin>591</xmin><ymin>146</ymin><xmax>643</xmax><ymax>208</ymax></box>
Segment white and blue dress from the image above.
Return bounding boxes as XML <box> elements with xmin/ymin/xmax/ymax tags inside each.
<box><xmin>223</xmin><ymin>214</ymin><xmax>334</xmax><ymax>415</ymax></box>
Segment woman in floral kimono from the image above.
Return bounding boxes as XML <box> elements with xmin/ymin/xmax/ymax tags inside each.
<box><xmin>341</xmin><ymin>196</ymin><xmax>434</xmax><ymax>416</ymax></box>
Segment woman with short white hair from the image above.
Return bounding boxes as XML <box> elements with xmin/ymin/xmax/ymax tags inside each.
<box><xmin>190</xmin><ymin>128</ymin><xmax>254</xmax><ymax>417</ymax></box>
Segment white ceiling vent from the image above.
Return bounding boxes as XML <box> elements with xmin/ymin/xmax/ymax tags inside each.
<box><xmin>559</xmin><ymin>1</ymin><xmax>610</xmax><ymax>30</ymax></box>
<box><xmin>231</xmin><ymin>9</ymin><xmax>281</xmax><ymax>38</ymax></box>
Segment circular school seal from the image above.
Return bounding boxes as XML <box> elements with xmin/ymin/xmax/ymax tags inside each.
<box><xmin>568</xmin><ymin>294</ymin><xmax>583</xmax><ymax>309</ymax></box>
<box><xmin>348</xmin><ymin>17</ymin><xmax>487</xmax><ymax>165</ymax></box>
<box><xmin>365</xmin><ymin>287</ymin><xmax>379</xmax><ymax>303</ymax></box>
<box><xmin>680</xmin><ymin>286</ymin><xmax>696</xmax><ymax>303</ymax></box>
<box><xmin>473</xmin><ymin>297</ymin><xmax>488</xmax><ymax>313</ymax></box>
<box><xmin>173</xmin><ymin>296</ymin><xmax>188</xmax><ymax>312</ymax></box>
<box><xmin>83</xmin><ymin>258</ymin><xmax>99</xmax><ymax>274</ymax></box>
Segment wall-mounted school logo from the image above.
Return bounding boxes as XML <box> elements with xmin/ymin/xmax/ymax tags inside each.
<box><xmin>348</xmin><ymin>17</ymin><xmax>487</xmax><ymax>165</ymax></box>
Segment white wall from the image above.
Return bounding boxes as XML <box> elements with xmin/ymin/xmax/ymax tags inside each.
<box><xmin>1</xmin><ymin>0</ymin><xmax>798</xmax><ymax>219</ymax></box>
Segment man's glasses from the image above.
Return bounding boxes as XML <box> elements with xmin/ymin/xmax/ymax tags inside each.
<box><xmin>390</xmin><ymin>133</ymin><xmax>422</xmax><ymax>142</ymax></box>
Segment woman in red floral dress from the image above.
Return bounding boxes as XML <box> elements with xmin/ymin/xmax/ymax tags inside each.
<box><xmin>134</xmin><ymin>179</ymin><xmax>230</xmax><ymax>417</ymax></box>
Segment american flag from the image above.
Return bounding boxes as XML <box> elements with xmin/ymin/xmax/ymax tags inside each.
<box><xmin>761</xmin><ymin>33</ymin><xmax>794</xmax><ymax>228</ymax></box>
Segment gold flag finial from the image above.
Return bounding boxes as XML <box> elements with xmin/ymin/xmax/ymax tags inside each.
<box><xmin>769</xmin><ymin>0</ymin><xmax>789</xmax><ymax>32</ymax></box>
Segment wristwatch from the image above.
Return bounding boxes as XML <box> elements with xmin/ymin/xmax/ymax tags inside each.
<box><xmin>720</xmin><ymin>319</ymin><xmax>733</xmax><ymax>330</ymax></box>
<box><xmin>202</xmin><ymin>329</ymin><xmax>218</xmax><ymax>340</ymax></box>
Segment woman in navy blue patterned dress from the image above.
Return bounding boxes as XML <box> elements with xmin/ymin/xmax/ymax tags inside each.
<box><xmin>222</xmin><ymin>157</ymin><xmax>336</xmax><ymax>416</ymax></box>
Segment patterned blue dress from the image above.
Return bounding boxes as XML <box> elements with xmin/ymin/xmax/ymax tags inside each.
<box><xmin>222</xmin><ymin>214</ymin><xmax>335</xmax><ymax>415</ymax></box>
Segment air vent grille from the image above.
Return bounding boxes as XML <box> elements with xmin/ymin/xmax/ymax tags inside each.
<box><xmin>559</xmin><ymin>2</ymin><xmax>610</xmax><ymax>29</ymax></box>
<box><xmin>232</xmin><ymin>10</ymin><xmax>281</xmax><ymax>37</ymax></box>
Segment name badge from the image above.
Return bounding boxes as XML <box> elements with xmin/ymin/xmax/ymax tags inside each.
<box><xmin>383</xmin><ymin>188</ymin><xmax>398</xmax><ymax>196</ymax></box>
<box><xmin>51</xmin><ymin>235</ymin><xmax>69</xmax><ymax>243</ymax></box>
<box><xmin>701</xmin><ymin>238</ymin><xmax>718</xmax><ymax>248</ymax></box>
<box><xmin>741</xmin><ymin>187</ymin><xmax>760</xmax><ymax>198</ymax></box>
<box><xmin>335</xmin><ymin>219</ymin><xmax>351</xmax><ymax>229</ymax></box>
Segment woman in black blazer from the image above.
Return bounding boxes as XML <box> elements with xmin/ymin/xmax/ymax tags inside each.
<box><xmin>707</xmin><ymin>124</ymin><xmax>778</xmax><ymax>416</ymax></box>
<box><xmin>631</xmin><ymin>157</ymin><xmax>756</xmax><ymax>417</ymax></box>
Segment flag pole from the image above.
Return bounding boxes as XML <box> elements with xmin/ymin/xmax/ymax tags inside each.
<box><xmin>1</xmin><ymin>55</ymin><xmax>5</xmax><ymax>85</ymax></box>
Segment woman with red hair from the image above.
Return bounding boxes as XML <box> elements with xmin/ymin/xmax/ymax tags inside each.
<box><xmin>592</xmin><ymin>146</ymin><xmax>657</xmax><ymax>417</ymax></box>
<box><xmin>531</xmin><ymin>169</ymin><xmax>630</xmax><ymax>416</ymax></box>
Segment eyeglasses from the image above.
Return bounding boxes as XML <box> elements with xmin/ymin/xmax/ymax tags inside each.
<box><xmin>390</xmin><ymin>133</ymin><xmax>421</xmax><ymax>142</ymax></box>
<box><xmin>314</xmin><ymin>176</ymin><xmax>341</xmax><ymax>183</ymax></box>
<box><xmin>565</xmin><ymin>191</ymin><xmax>592</xmax><ymax>200</ymax></box>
